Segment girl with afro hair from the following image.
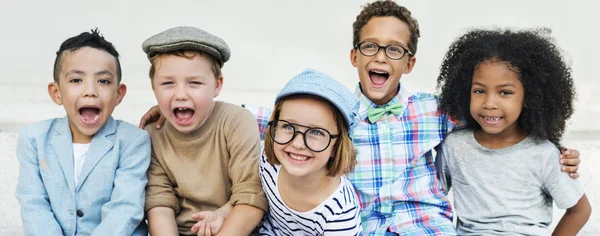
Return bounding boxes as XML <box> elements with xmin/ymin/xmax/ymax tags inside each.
<box><xmin>435</xmin><ymin>28</ymin><xmax>591</xmax><ymax>235</ymax></box>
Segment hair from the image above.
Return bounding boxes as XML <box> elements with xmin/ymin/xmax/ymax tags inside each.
<box><xmin>148</xmin><ymin>50</ymin><xmax>222</xmax><ymax>80</ymax></box>
<box><xmin>352</xmin><ymin>0</ymin><xmax>420</xmax><ymax>56</ymax></box>
<box><xmin>264</xmin><ymin>94</ymin><xmax>357</xmax><ymax>177</ymax></box>
<box><xmin>53</xmin><ymin>28</ymin><xmax>121</xmax><ymax>83</ymax></box>
<box><xmin>437</xmin><ymin>28</ymin><xmax>575</xmax><ymax>147</ymax></box>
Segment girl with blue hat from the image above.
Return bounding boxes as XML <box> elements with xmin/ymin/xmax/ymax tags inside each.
<box><xmin>259</xmin><ymin>69</ymin><xmax>363</xmax><ymax>235</ymax></box>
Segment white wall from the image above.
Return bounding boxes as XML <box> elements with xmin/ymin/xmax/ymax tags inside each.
<box><xmin>0</xmin><ymin>0</ymin><xmax>598</xmax><ymax>132</ymax></box>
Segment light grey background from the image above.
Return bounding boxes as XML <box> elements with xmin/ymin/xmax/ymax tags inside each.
<box><xmin>0</xmin><ymin>0</ymin><xmax>597</xmax><ymax>234</ymax></box>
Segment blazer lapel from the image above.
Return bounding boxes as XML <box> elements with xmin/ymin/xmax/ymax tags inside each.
<box><xmin>76</xmin><ymin>117</ymin><xmax>116</xmax><ymax>192</ymax></box>
<box><xmin>50</xmin><ymin>117</ymin><xmax>76</xmax><ymax>194</ymax></box>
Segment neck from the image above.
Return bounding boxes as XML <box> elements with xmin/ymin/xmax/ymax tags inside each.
<box><xmin>279</xmin><ymin>168</ymin><xmax>333</xmax><ymax>193</ymax></box>
<box><xmin>474</xmin><ymin>128</ymin><xmax>527</xmax><ymax>149</ymax></box>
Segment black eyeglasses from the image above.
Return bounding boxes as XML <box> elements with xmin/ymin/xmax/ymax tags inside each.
<box><xmin>354</xmin><ymin>41</ymin><xmax>413</xmax><ymax>60</ymax></box>
<box><xmin>267</xmin><ymin>120</ymin><xmax>338</xmax><ymax>152</ymax></box>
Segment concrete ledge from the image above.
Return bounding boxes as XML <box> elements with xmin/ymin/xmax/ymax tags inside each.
<box><xmin>1</xmin><ymin>131</ymin><xmax>597</xmax><ymax>234</ymax></box>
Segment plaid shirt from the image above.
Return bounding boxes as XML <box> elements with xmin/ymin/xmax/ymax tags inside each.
<box><xmin>244</xmin><ymin>84</ymin><xmax>458</xmax><ymax>236</ymax></box>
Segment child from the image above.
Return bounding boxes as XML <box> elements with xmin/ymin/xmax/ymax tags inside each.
<box><xmin>435</xmin><ymin>28</ymin><xmax>591</xmax><ymax>235</ymax></box>
<box><xmin>138</xmin><ymin>1</ymin><xmax>582</xmax><ymax>235</ymax></box>
<box><xmin>258</xmin><ymin>69</ymin><xmax>362</xmax><ymax>235</ymax></box>
<box><xmin>15</xmin><ymin>29</ymin><xmax>150</xmax><ymax>235</ymax></box>
<box><xmin>141</xmin><ymin>26</ymin><xmax>268</xmax><ymax>236</ymax></box>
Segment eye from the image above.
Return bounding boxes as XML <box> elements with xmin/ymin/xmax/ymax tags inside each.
<box><xmin>472</xmin><ymin>89</ymin><xmax>484</xmax><ymax>94</ymax></box>
<box><xmin>161</xmin><ymin>81</ymin><xmax>173</xmax><ymax>86</ymax></box>
<box><xmin>98</xmin><ymin>79</ymin><xmax>111</xmax><ymax>84</ymax></box>
<box><xmin>388</xmin><ymin>46</ymin><xmax>402</xmax><ymax>53</ymax></box>
<box><xmin>308</xmin><ymin>129</ymin><xmax>326</xmax><ymax>137</ymax></box>
<box><xmin>361</xmin><ymin>42</ymin><xmax>377</xmax><ymax>49</ymax></box>
<box><xmin>281</xmin><ymin>123</ymin><xmax>294</xmax><ymax>131</ymax></box>
<box><xmin>190</xmin><ymin>81</ymin><xmax>204</xmax><ymax>85</ymax></box>
<box><xmin>69</xmin><ymin>78</ymin><xmax>82</xmax><ymax>83</ymax></box>
<box><xmin>500</xmin><ymin>90</ymin><xmax>514</xmax><ymax>96</ymax></box>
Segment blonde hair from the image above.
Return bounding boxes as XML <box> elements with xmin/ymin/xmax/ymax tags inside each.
<box><xmin>148</xmin><ymin>50</ymin><xmax>222</xmax><ymax>79</ymax></box>
<box><xmin>264</xmin><ymin>94</ymin><xmax>357</xmax><ymax>177</ymax></box>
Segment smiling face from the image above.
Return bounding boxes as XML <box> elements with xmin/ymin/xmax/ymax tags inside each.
<box><xmin>48</xmin><ymin>46</ymin><xmax>126</xmax><ymax>143</ymax></box>
<box><xmin>470</xmin><ymin>61</ymin><xmax>525</xmax><ymax>139</ymax></box>
<box><xmin>351</xmin><ymin>16</ymin><xmax>416</xmax><ymax>105</ymax></box>
<box><xmin>151</xmin><ymin>51</ymin><xmax>222</xmax><ymax>133</ymax></box>
<box><xmin>273</xmin><ymin>97</ymin><xmax>339</xmax><ymax>179</ymax></box>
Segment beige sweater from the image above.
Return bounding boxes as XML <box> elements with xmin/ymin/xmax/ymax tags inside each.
<box><xmin>144</xmin><ymin>101</ymin><xmax>267</xmax><ymax>235</ymax></box>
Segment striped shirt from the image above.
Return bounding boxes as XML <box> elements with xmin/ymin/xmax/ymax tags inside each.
<box><xmin>258</xmin><ymin>150</ymin><xmax>363</xmax><ymax>236</ymax></box>
<box><xmin>245</xmin><ymin>83</ymin><xmax>459</xmax><ymax>236</ymax></box>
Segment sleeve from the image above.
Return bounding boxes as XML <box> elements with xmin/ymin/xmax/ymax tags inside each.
<box><xmin>434</xmin><ymin>142</ymin><xmax>452</xmax><ymax>194</ymax></box>
<box><xmin>242</xmin><ymin>104</ymin><xmax>273</xmax><ymax>141</ymax></box>
<box><xmin>15</xmin><ymin>127</ymin><xmax>64</xmax><ymax>235</ymax></box>
<box><xmin>92</xmin><ymin>130</ymin><xmax>152</xmax><ymax>235</ymax></box>
<box><xmin>542</xmin><ymin>147</ymin><xmax>584</xmax><ymax>209</ymax></box>
<box><xmin>144</xmin><ymin>145</ymin><xmax>179</xmax><ymax>213</ymax></box>
<box><xmin>227</xmin><ymin>108</ymin><xmax>269</xmax><ymax>212</ymax></box>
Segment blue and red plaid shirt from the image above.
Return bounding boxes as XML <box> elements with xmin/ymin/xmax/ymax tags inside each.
<box><xmin>245</xmin><ymin>84</ymin><xmax>458</xmax><ymax>236</ymax></box>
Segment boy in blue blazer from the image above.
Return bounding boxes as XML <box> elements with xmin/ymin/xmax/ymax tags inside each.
<box><xmin>15</xmin><ymin>29</ymin><xmax>151</xmax><ymax>236</ymax></box>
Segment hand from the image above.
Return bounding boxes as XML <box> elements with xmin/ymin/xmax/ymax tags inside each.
<box><xmin>191</xmin><ymin>211</ymin><xmax>226</xmax><ymax>236</ymax></box>
<box><xmin>138</xmin><ymin>105</ymin><xmax>166</xmax><ymax>129</ymax></box>
<box><xmin>560</xmin><ymin>148</ymin><xmax>580</xmax><ymax>179</ymax></box>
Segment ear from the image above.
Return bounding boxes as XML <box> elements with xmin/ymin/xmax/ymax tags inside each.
<box><xmin>214</xmin><ymin>75</ymin><xmax>223</xmax><ymax>98</ymax></box>
<box><xmin>48</xmin><ymin>82</ymin><xmax>63</xmax><ymax>105</ymax></box>
<box><xmin>350</xmin><ymin>48</ymin><xmax>358</xmax><ymax>67</ymax></box>
<box><xmin>115</xmin><ymin>83</ymin><xmax>127</xmax><ymax>106</ymax></box>
<box><xmin>403</xmin><ymin>56</ymin><xmax>417</xmax><ymax>74</ymax></box>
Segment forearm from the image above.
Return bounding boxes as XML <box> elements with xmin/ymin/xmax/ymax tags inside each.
<box><xmin>147</xmin><ymin>207</ymin><xmax>179</xmax><ymax>236</ymax></box>
<box><xmin>553</xmin><ymin>195</ymin><xmax>591</xmax><ymax>236</ymax></box>
<box><xmin>217</xmin><ymin>204</ymin><xmax>264</xmax><ymax>236</ymax></box>
<box><xmin>216</xmin><ymin>202</ymin><xmax>233</xmax><ymax>218</ymax></box>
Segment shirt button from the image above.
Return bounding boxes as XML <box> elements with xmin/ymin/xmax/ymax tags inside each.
<box><xmin>76</xmin><ymin>210</ymin><xmax>84</xmax><ymax>217</ymax></box>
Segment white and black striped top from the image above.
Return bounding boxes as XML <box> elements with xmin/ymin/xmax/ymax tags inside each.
<box><xmin>258</xmin><ymin>150</ymin><xmax>363</xmax><ymax>236</ymax></box>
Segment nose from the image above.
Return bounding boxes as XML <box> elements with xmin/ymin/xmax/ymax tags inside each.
<box><xmin>174</xmin><ymin>84</ymin><xmax>189</xmax><ymax>101</ymax></box>
<box><xmin>374</xmin><ymin>46</ymin><xmax>387</xmax><ymax>63</ymax></box>
<box><xmin>482</xmin><ymin>93</ymin><xmax>497</xmax><ymax>109</ymax></box>
<box><xmin>290</xmin><ymin>131</ymin><xmax>306</xmax><ymax>149</ymax></box>
<box><xmin>82</xmin><ymin>79</ymin><xmax>98</xmax><ymax>98</ymax></box>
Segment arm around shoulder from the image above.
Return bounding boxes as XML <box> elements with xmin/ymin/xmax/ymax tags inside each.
<box><xmin>15</xmin><ymin>126</ymin><xmax>64</xmax><ymax>235</ymax></box>
<box><xmin>91</xmin><ymin>129</ymin><xmax>152</xmax><ymax>235</ymax></box>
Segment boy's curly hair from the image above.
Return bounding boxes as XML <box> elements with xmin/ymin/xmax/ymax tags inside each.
<box><xmin>436</xmin><ymin>28</ymin><xmax>575</xmax><ymax>146</ymax></box>
<box><xmin>352</xmin><ymin>0</ymin><xmax>420</xmax><ymax>55</ymax></box>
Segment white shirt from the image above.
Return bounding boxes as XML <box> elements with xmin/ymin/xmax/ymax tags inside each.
<box><xmin>73</xmin><ymin>143</ymin><xmax>90</xmax><ymax>188</ymax></box>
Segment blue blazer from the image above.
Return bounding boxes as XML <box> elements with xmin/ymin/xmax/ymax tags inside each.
<box><xmin>15</xmin><ymin>117</ymin><xmax>151</xmax><ymax>236</ymax></box>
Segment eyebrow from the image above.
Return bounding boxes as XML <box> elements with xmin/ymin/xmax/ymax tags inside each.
<box><xmin>95</xmin><ymin>70</ymin><xmax>115</xmax><ymax>77</ymax></box>
<box><xmin>472</xmin><ymin>81</ymin><xmax>516</xmax><ymax>88</ymax></box>
<box><xmin>65</xmin><ymin>70</ymin><xmax>115</xmax><ymax>77</ymax></box>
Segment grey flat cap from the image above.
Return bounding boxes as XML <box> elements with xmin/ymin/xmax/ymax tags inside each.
<box><xmin>142</xmin><ymin>26</ymin><xmax>231</xmax><ymax>67</ymax></box>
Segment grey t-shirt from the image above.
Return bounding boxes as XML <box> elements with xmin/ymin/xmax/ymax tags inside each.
<box><xmin>435</xmin><ymin>129</ymin><xmax>584</xmax><ymax>235</ymax></box>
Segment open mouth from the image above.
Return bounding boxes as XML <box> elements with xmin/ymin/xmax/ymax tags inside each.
<box><xmin>286</xmin><ymin>152</ymin><xmax>311</xmax><ymax>164</ymax></box>
<box><xmin>173</xmin><ymin>107</ymin><xmax>195</xmax><ymax>126</ymax></box>
<box><xmin>79</xmin><ymin>107</ymin><xmax>100</xmax><ymax>125</ymax></box>
<box><xmin>481</xmin><ymin>115</ymin><xmax>503</xmax><ymax>125</ymax></box>
<box><xmin>368</xmin><ymin>69</ymin><xmax>390</xmax><ymax>88</ymax></box>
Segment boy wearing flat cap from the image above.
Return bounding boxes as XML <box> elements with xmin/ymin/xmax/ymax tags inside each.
<box><xmin>142</xmin><ymin>26</ymin><xmax>267</xmax><ymax>236</ymax></box>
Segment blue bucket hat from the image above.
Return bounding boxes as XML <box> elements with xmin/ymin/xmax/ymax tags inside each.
<box><xmin>275</xmin><ymin>69</ymin><xmax>359</xmax><ymax>133</ymax></box>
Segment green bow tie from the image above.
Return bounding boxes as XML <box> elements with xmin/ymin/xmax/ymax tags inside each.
<box><xmin>367</xmin><ymin>102</ymin><xmax>403</xmax><ymax>123</ymax></box>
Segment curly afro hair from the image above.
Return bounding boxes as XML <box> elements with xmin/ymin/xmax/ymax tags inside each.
<box><xmin>436</xmin><ymin>28</ymin><xmax>575</xmax><ymax>146</ymax></box>
<box><xmin>352</xmin><ymin>0</ymin><xmax>420</xmax><ymax>55</ymax></box>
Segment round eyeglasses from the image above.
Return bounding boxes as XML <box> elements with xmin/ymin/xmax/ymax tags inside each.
<box><xmin>354</xmin><ymin>41</ymin><xmax>413</xmax><ymax>60</ymax></box>
<box><xmin>267</xmin><ymin>120</ymin><xmax>338</xmax><ymax>152</ymax></box>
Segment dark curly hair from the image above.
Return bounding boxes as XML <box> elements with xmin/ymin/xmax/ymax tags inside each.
<box><xmin>352</xmin><ymin>0</ymin><xmax>420</xmax><ymax>55</ymax></box>
<box><xmin>436</xmin><ymin>28</ymin><xmax>575</xmax><ymax>147</ymax></box>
